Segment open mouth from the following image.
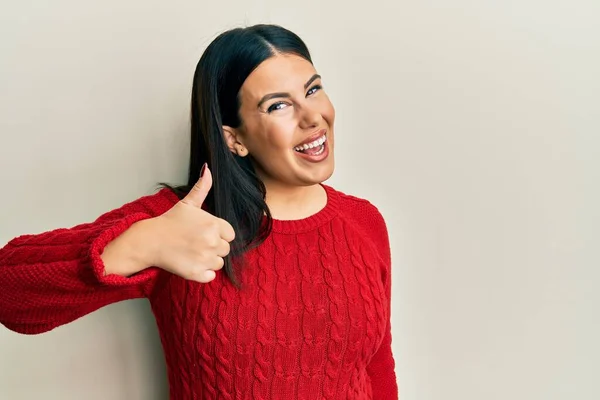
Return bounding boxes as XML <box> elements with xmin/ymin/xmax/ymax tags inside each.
<box><xmin>294</xmin><ymin>133</ymin><xmax>327</xmax><ymax>156</ymax></box>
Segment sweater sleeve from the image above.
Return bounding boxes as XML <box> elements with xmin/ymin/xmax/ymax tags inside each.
<box><xmin>0</xmin><ymin>188</ymin><xmax>178</xmax><ymax>335</ymax></box>
<box><xmin>366</xmin><ymin>205</ymin><xmax>399</xmax><ymax>399</ymax></box>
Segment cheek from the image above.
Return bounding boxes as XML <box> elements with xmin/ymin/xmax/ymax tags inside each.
<box><xmin>321</xmin><ymin>96</ymin><xmax>336</xmax><ymax>125</ymax></box>
<box><xmin>264</xmin><ymin>119</ymin><xmax>298</xmax><ymax>149</ymax></box>
<box><xmin>328</xmin><ymin>103</ymin><xmax>336</xmax><ymax>124</ymax></box>
<box><xmin>243</xmin><ymin>117</ymin><xmax>291</xmax><ymax>152</ymax></box>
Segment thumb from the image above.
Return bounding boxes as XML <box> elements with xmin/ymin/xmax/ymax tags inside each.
<box><xmin>182</xmin><ymin>163</ymin><xmax>212</xmax><ymax>208</ymax></box>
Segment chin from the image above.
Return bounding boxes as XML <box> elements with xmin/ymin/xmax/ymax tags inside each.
<box><xmin>310</xmin><ymin>159</ymin><xmax>335</xmax><ymax>185</ymax></box>
<box><xmin>320</xmin><ymin>163</ymin><xmax>335</xmax><ymax>183</ymax></box>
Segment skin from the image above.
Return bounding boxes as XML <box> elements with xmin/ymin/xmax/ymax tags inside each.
<box><xmin>103</xmin><ymin>54</ymin><xmax>334</xmax><ymax>279</ymax></box>
<box><xmin>223</xmin><ymin>53</ymin><xmax>336</xmax><ymax>220</ymax></box>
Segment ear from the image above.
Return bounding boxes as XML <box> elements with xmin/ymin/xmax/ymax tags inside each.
<box><xmin>223</xmin><ymin>126</ymin><xmax>249</xmax><ymax>157</ymax></box>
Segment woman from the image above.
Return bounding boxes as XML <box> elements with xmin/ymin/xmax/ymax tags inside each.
<box><xmin>0</xmin><ymin>24</ymin><xmax>398</xmax><ymax>399</ymax></box>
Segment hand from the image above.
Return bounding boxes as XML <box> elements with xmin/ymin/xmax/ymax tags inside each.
<box><xmin>147</xmin><ymin>165</ymin><xmax>235</xmax><ymax>283</ymax></box>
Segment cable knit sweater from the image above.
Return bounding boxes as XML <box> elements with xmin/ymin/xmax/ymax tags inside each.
<box><xmin>0</xmin><ymin>184</ymin><xmax>398</xmax><ymax>400</ymax></box>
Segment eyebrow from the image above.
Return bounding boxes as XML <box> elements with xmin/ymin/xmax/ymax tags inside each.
<box><xmin>257</xmin><ymin>74</ymin><xmax>322</xmax><ymax>108</ymax></box>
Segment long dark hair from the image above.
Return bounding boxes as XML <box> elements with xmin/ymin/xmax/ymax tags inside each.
<box><xmin>160</xmin><ymin>24</ymin><xmax>313</xmax><ymax>288</ymax></box>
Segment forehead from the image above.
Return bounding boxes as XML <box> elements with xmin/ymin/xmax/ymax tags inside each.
<box><xmin>239</xmin><ymin>54</ymin><xmax>317</xmax><ymax>101</ymax></box>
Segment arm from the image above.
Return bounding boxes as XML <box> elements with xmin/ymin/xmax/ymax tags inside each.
<box><xmin>0</xmin><ymin>188</ymin><xmax>178</xmax><ymax>335</ymax></box>
<box><xmin>366</xmin><ymin>206</ymin><xmax>399</xmax><ymax>399</ymax></box>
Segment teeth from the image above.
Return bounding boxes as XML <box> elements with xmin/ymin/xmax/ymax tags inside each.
<box><xmin>295</xmin><ymin>134</ymin><xmax>327</xmax><ymax>152</ymax></box>
<box><xmin>313</xmin><ymin>145</ymin><xmax>325</xmax><ymax>155</ymax></box>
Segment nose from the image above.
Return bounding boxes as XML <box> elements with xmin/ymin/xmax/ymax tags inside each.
<box><xmin>298</xmin><ymin>103</ymin><xmax>322</xmax><ymax>129</ymax></box>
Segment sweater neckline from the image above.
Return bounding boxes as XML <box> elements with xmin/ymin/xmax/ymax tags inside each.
<box><xmin>268</xmin><ymin>183</ymin><xmax>340</xmax><ymax>234</ymax></box>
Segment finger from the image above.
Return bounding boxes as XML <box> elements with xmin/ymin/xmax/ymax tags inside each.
<box><xmin>211</xmin><ymin>256</ymin><xmax>225</xmax><ymax>271</ymax></box>
<box><xmin>203</xmin><ymin>269</ymin><xmax>216</xmax><ymax>282</ymax></box>
<box><xmin>188</xmin><ymin>262</ymin><xmax>218</xmax><ymax>283</ymax></box>
<box><xmin>218</xmin><ymin>220</ymin><xmax>236</xmax><ymax>243</ymax></box>
<box><xmin>181</xmin><ymin>163</ymin><xmax>212</xmax><ymax>209</ymax></box>
<box><xmin>215</xmin><ymin>240</ymin><xmax>231</xmax><ymax>258</ymax></box>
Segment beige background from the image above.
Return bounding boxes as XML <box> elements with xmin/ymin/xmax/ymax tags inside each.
<box><xmin>1</xmin><ymin>1</ymin><xmax>598</xmax><ymax>399</ymax></box>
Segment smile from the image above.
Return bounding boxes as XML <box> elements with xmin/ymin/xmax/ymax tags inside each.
<box><xmin>294</xmin><ymin>133</ymin><xmax>327</xmax><ymax>154</ymax></box>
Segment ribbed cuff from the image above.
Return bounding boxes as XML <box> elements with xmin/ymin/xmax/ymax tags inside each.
<box><xmin>89</xmin><ymin>212</ymin><xmax>160</xmax><ymax>287</ymax></box>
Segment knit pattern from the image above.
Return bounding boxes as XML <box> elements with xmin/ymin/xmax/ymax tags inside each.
<box><xmin>0</xmin><ymin>185</ymin><xmax>398</xmax><ymax>399</ymax></box>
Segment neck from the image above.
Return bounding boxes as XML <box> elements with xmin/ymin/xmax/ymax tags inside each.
<box><xmin>262</xmin><ymin>180</ymin><xmax>327</xmax><ymax>221</ymax></box>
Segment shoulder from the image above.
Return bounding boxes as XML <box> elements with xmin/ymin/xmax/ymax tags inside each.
<box><xmin>127</xmin><ymin>187</ymin><xmax>179</xmax><ymax>212</ymax></box>
<box><xmin>131</xmin><ymin>187</ymin><xmax>180</xmax><ymax>214</ymax></box>
<box><xmin>328</xmin><ymin>185</ymin><xmax>387</xmax><ymax>223</ymax></box>
<box><xmin>326</xmin><ymin>184</ymin><xmax>389</xmax><ymax>239</ymax></box>
<box><xmin>94</xmin><ymin>187</ymin><xmax>179</xmax><ymax>223</ymax></box>
<box><xmin>326</xmin><ymin>185</ymin><xmax>392</xmax><ymax>276</ymax></box>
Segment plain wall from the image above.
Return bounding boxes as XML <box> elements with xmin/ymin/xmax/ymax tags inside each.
<box><xmin>1</xmin><ymin>1</ymin><xmax>598</xmax><ymax>399</ymax></box>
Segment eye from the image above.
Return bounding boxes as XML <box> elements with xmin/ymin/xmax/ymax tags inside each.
<box><xmin>267</xmin><ymin>101</ymin><xmax>289</xmax><ymax>113</ymax></box>
<box><xmin>307</xmin><ymin>84</ymin><xmax>322</xmax><ymax>96</ymax></box>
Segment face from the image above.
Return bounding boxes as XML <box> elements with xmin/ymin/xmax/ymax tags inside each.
<box><xmin>225</xmin><ymin>54</ymin><xmax>335</xmax><ymax>189</ymax></box>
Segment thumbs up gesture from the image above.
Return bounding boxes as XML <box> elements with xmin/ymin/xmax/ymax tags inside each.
<box><xmin>148</xmin><ymin>164</ymin><xmax>236</xmax><ymax>283</ymax></box>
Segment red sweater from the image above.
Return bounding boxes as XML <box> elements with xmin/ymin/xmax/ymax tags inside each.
<box><xmin>0</xmin><ymin>184</ymin><xmax>398</xmax><ymax>400</ymax></box>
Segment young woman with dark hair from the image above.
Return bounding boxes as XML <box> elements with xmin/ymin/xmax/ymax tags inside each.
<box><xmin>0</xmin><ymin>24</ymin><xmax>398</xmax><ymax>399</ymax></box>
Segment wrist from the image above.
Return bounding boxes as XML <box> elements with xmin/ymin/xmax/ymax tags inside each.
<box><xmin>125</xmin><ymin>217</ymin><xmax>162</xmax><ymax>269</ymax></box>
<box><xmin>101</xmin><ymin>217</ymin><xmax>160</xmax><ymax>277</ymax></box>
